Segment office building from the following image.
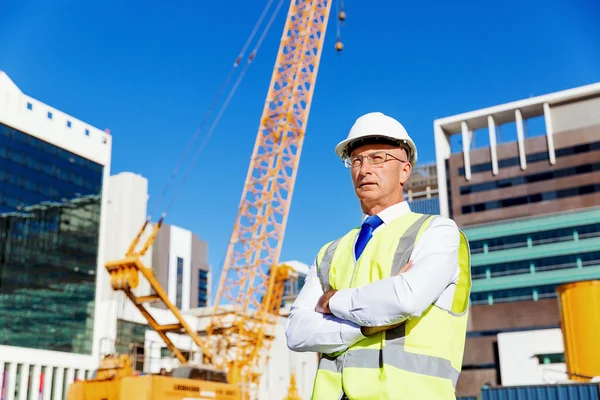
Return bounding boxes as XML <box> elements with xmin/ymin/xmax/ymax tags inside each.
<box><xmin>465</xmin><ymin>208</ymin><xmax>600</xmax><ymax>306</ymax></box>
<box><xmin>105</xmin><ymin>171</ymin><xmax>211</xmax><ymax>312</ymax></box>
<box><xmin>282</xmin><ymin>260</ymin><xmax>309</xmax><ymax>304</ymax></box>
<box><xmin>102</xmin><ymin>171</ymin><xmax>155</xmax><ymax>366</ymax></box>
<box><xmin>102</xmin><ymin>172</ymin><xmax>211</xmax><ymax>365</ymax></box>
<box><xmin>152</xmin><ymin>223</ymin><xmax>211</xmax><ymax>310</ymax></box>
<box><xmin>434</xmin><ymin>82</ymin><xmax>600</xmax><ymax>396</ymax></box>
<box><xmin>404</xmin><ymin>161</ymin><xmax>440</xmax><ymax>214</ymax></box>
<box><xmin>0</xmin><ymin>71</ymin><xmax>113</xmax><ymax>399</ymax></box>
<box><xmin>434</xmin><ymin>82</ymin><xmax>600</xmax><ymax>225</ymax></box>
<box><xmin>103</xmin><ymin>172</ymin><xmax>151</xmax><ymax>268</ymax></box>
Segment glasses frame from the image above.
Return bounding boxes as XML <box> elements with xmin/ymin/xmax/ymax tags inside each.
<box><xmin>343</xmin><ymin>150</ymin><xmax>409</xmax><ymax>169</ymax></box>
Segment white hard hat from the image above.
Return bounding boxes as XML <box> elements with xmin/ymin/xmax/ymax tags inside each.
<box><xmin>335</xmin><ymin>112</ymin><xmax>418</xmax><ymax>166</ymax></box>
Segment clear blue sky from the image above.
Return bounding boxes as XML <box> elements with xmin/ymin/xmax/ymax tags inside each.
<box><xmin>2</xmin><ymin>0</ymin><xmax>599</xmax><ymax>299</ymax></box>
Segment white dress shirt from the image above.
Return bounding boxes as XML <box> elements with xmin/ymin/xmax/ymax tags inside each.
<box><xmin>285</xmin><ymin>201</ymin><xmax>461</xmax><ymax>354</ymax></box>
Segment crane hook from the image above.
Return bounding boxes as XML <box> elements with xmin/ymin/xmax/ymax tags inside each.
<box><xmin>338</xmin><ymin>8</ymin><xmax>346</xmax><ymax>24</ymax></box>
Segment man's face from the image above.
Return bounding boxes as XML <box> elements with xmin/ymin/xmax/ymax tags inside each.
<box><xmin>349</xmin><ymin>143</ymin><xmax>412</xmax><ymax>209</ymax></box>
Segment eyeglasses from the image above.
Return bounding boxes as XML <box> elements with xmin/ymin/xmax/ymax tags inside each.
<box><xmin>343</xmin><ymin>151</ymin><xmax>408</xmax><ymax>169</ymax></box>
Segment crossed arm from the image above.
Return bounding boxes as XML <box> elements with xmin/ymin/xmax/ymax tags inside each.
<box><xmin>284</xmin><ymin>217</ymin><xmax>460</xmax><ymax>354</ymax></box>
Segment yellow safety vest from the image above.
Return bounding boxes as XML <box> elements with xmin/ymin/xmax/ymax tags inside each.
<box><xmin>311</xmin><ymin>212</ymin><xmax>471</xmax><ymax>400</ymax></box>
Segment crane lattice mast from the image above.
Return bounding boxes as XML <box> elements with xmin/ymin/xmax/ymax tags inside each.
<box><xmin>205</xmin><ymin>0</ymin><xmax>332</xmax><ymax>395</ymax></box>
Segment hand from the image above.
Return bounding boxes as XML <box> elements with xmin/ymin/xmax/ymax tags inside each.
<box><xmin>315</xmin><ymin>290</ymin><xmax>337</xmax><ymax>314</ymax></box>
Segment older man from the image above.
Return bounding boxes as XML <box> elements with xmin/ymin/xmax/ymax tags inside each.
<box><xmin>285</xmin><ymin>112</ymin><xmax>471</xmax><ymax>400</ymax></box>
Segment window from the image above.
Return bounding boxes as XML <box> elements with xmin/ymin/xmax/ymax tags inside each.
<box><xmin>0</xmin><ymin>122</ymin><xmax>103</xmax><ymax>354</ymax></box>
<box><xmin>468</xmin><ymin>223</ymin><xmax>600</xmax><ymax>254</ymax></box>
<box><xmin>85</xmin><ymin>129</ymin><xmax>90</xmax><ymax>136</ymax></box>
<box><xmin>534</xmin><ymin>353</ymin><xmax>564</xmax><ymax>364</ymax></box>
<box><xmin>47</xmin><ymin>111</ymin><xmax>53</xmax><ymax>119</ymax></box>
<box><xmin>283</xmin><ymin>273</ymin><xmax>307</xmax><ymax>299</ymax></box>
<box><xmin>116</xmin><ymin>319</ymin><xmax>148</xmax><ymax>371</ymax></box>
<box><xmin>462</xmin><ymin>184</ymin><xmax>600</xmax><ymax>214</ymax></box>
<box><xmin>458</xmin><ymin>141</ymin><xmax>600</xmax><ymax>176</ymax></box>
<box><xmin>460</xmin><ymin>162</ymin><xmax>600</xmax><ymax>195</ymax></box>
<box><xmin>471</xmin><ymin>284</ymin><xmax>562</xmax><ymax>305</ymax></box>
<box><xmin>198</xmin><ymin>270</ymin><xmax>208</xmax><ymax>307</ymax></box>
<box><xmin>407</xmin><ymin>197</ymin><xmax>440</xmax><ymax>215</ymax></box>
<box><xmin>66</xmin><ymin>120</ymin><xmax>72</xmax><ymax>128</ymax></box>
<box><xmin>176</xmin><ymin>257</ymin><xmax>184</xmax><ymax>309</ymax></box>
<box><xmin>26</xmin><ymin>102</ymin><xmax>32</xmax><ymax>110</ymax></box>
<box><xmin>471</xmin><ymin>250</ymin><xmax>600</xmax><ymax>280</ymax></box>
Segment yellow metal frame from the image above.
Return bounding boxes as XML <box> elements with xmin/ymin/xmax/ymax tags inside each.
<box><xmin>104</xmin><ymin>219</ymin><xmax>299</xmax><ymax>388</ymax></box>
<box><xmin>105</xmin><ymin>217</ymin><xmax>212</xmax><ymax>365</ymax></box>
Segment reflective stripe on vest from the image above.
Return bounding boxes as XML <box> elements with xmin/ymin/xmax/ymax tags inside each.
<box><xmin>317</xmin><ymin>237</ymin><xmax>342</xmax><ymax>292</ymax></box>
<box><xmin>318</xmin><ymin>325</ymin><xmax>460</xmax><ymax>387</ymax></box>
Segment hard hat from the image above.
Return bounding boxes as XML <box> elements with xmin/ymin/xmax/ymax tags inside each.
<box><xmin>335</xmin><ymin>112</ymin><xmax>418</xmax><ymax>166</ymax></box>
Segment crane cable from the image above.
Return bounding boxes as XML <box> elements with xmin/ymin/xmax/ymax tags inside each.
<box><xmin>336</xmin><ymin>0</ymin><xmax>342</xmax><ymax>40</ymax></box>
<box><xmin>147</xmin><ymin>0</ymin><xmax>281</xmax><ymax>219</ymax></box>
<box><xmin>161</xmin><ymin>0</ymin><xmax>286</xmax><ymax>215</ymax></box>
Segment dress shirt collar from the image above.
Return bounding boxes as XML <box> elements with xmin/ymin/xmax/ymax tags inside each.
<box><xmin>361</xmin><ymin>200</ymin><xmax>411</xmax><ymax>226</ymax></box>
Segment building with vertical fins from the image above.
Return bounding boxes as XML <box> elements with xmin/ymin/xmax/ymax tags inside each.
<box><xmin>434</xmin><ymin>82</ymin><xmax>600</xmax><ymax>397</ymax></box>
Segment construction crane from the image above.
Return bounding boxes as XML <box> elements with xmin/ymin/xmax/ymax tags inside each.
<box><xmin>204</xmin><ymin>0</ymin><xmax>334</xmax><ymax>396</ymax></box>
<box><xmin>67</xmin><ymin>1</ymin><xmax>343</xmax><ymax>399</ymax></box>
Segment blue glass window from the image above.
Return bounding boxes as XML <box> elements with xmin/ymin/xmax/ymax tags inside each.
<box><xmin>198</xmin><ymin>269</ymin><xmax>208</xmax><ymax>307</ymax></box>
<box><xmin>176</xmin><ymin>257</ymin><xmax>184</xmax><ymax>309</ymax></box>
<box><xmin>0</xmin><ymin>122</ymin><xmax>103</xmax><ymax>354</ymax></box>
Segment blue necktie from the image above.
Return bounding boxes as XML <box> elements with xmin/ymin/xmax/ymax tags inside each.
<box><xmin>354</xmin><ymin>215</ymin><xmax>384</xmax><ymax>259</ymax></box>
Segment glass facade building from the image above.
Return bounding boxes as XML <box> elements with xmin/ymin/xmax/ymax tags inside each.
<box><xmin>404</xmin><ymin>161</ymin><xmax>441</xmax><ymax>215</ymax></box>
<box><xmin>0</xmin><ymin>122</ymin><xmax>103</xmax><ymax>354</ymax></box>
<box><xmin>464</xmin><ymin>207</ymin><xmax>600</xmax><ymax>305</ymax></box>
<box><xmin>407</xmin><ymin>197</ymin><xmax>440</xmax><ymax>215</ymax></box>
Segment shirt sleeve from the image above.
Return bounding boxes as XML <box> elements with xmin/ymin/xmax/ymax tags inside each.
<box><xmin>285</xmin><ymin>260</ymin><xmax>366</xmax><ymax>353</ymax></box>
<box><xmin>328</xmin><ymin>216</ymin><xmax>461</xmax><ymax>327</ymax></box>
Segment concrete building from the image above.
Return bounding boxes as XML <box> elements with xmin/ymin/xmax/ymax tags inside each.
<box><xmin>404</xmin><ymin>161</ymin><xmax>440</xmax><ymax>215</ymax></box>
<box><xmin>0</xmin><ymin>71</ymin><xmax>113</xmax><ymax>400</ymax></box>
<box><xmin>152</xmin><ymin>223</ymin><xmax>211</xmax><ymax>310</ymax></box>
<box><xmin>103</xmin><ymin>172</ymin><xmax>150</xmax><ymax>267</ymax></box>
<box><xmin>433</xmin><ymin>82</ymin><xmax>600</xmax><ymax>397</ymax></box>
<box><xmin>106</xmin><ymin>171</ymin><xmax>211</xmax><ymax>311</ymax></box>
<box><xmin>496</xmin><ymin>328</ymin><xmax>567</xmax><ymax>386</ymax></box>
<box><xmin>434</xmin><ymin>81</ymin><xmax>600</xmax><ymax>225</ymax></box>
<box><xmin>282</xmin><ymin>260</ymin><xmax>309</xmax><ymax>306</ymax></box>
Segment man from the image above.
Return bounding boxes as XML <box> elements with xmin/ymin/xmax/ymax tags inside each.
<box><xmin>285</xmin><ymin>112</ymin><xmax>471</xmax><ymax>400</ymax></box>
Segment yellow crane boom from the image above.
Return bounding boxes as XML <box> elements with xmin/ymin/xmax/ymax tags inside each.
<box><xmin>205</xmin><ymin>0</ymin><xmax>333</xmax><ymax>395</ymax></box>
<box><xmin>105</xmin><ymin>216</ymin><xmax>213</xmax><ymax>364</ymax></box>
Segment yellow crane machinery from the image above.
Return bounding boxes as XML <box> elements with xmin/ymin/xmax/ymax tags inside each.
<box><xmin>205</xmin><ymin>0</ymin><xmax>333</xmax><ymax>394</ymax></box>
<box><xmin>67</xmin><ymin>218</ymin><xmax>242</xmax><ymax>400</ymax></box>
<box><xmin>67</xmin><ymin>0</ymin><xmax>344</xmax><ymax>399</ymax></box>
